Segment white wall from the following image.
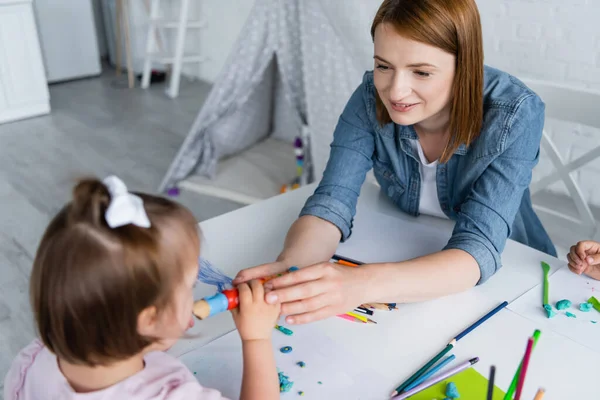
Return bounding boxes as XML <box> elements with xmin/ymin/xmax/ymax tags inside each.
<box><xmin>190</xmin><ymin>0</ymin><xmax>255</xmax><ymax>83</ymax></box>
<box><xmin>476</xmin><ymin>0</ymin><xmax>600</xmax><ymax>207</ymax></box>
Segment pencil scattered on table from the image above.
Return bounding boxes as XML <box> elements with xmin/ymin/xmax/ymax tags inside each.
<box><xmin>515</xmin><ymin>336</ymin><xmax>535</xmax><ymax>400</ymax></box>
<box><xmin>389</xmin><ymin>301</ymin><xmax>508</xmax><ymax>397</ymax></box>
<box><xmin>392</xmin><ymin>357</ymin><xmax>479</xmax><ymax>399</ymax></box>
<box><xmin>533</xmin><ymin>388</ymin><xmax>545</xmax><ymax>400</ymax></box>
<box><xmin>403</xmin><ymin>354</ymin><xmax>455</xmax><ymax>391</ymax></box>
<box><xmin>487</xmin><ymin>365</ymin><xmax>496</xmax><ymax>400</ymax></box>
<box><xmin>504</xmin><ymin>329</ymin><xmax>541</xmax><ymax>400</ymax></box>
<box><xmin>336</xmin><ymin>313</ymin><xmax>376</xmax><ymax>324</ymax></box>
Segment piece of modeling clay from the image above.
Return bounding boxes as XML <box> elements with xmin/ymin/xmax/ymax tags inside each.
<box><xmin>556</xmin><ymin>299</ymin><xmax>572</xmax><ymax>310</ymax></box>
<box><xmin>587</xmin><ymin>296</ymin><xmax>600</xmax><ymax>313</ymax></box>
<box><xmin>275</xmin><ymin>325</ymin><xmax>294</xmax><ymax>335</ymax></box>
<box><xmin>565</xmin><ymin>311</ymin><xmax>577</xmax><ymax>318</ymax></box>
<box><xmin>580</xmin><ymin>302</ymin><xmax>593</xmax><ymax>312</ymax></box>
<box><xmin>543</xmin><ymin>304</ymin><xmax>556</xmax><ymax>318</ymax></box>
<box><xmin>592</xmin><ymin>321</ymin><xmax>597</xmax><ymax>324</ymax></box>
<box><xmin>278</xmin><ymin>371</ymin><xmax>294</xmax><ymax>392</ymax></box>
<box><xmin>296</xmin><ymin>361</ymin><xmax>306</xmax><ymax>368</ymax></box>
<box><xmin>445</xmin><ymin>382</ymin><xmax>460</xmax><ymax>398</ymax></box>
<box><xmin>297</xmin><ymin>391</ymin><xmax>304</xmax><ymax>396</ymax></box>
<box><xmin>317</xmin><ymin>381</ymin><xmax>322</xmax><ymax>385</ymax></box>
<box><xmin>280</xmin><ymin>346</ymin><xmax>293</xmax><ymax>353</ymax></box>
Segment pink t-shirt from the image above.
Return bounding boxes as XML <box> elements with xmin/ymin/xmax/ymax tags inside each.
<box><xmin>4</xmin><ymin>340</ymin><xmax>230</xmax><ymax>400</ymax></box>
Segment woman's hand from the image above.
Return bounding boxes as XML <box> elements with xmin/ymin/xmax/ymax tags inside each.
<box><xmin>259</xmin><ymin>262</ymin><xmax>370</xmax><ymax>324</ymax></box>
<box><xmin>233</xmin><ymin>260</ymin><xmax>290</xmax><ymax>285</ymax></box>
<box><xmin>568</xmin><ymin>241</ymin><xmax>600</xmax><ymax>281</ymax></box>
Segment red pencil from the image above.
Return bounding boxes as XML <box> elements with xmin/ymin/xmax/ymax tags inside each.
<box><xmin>515</xmin><ymin>337</ymin><xmax>535</xmax><ymax>400</ymax></box>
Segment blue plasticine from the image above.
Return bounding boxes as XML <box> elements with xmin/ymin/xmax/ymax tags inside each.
<box><xmin>446</xmin><ymin>382</ymin><xmax>460</xmax><ymax>398</ymax></box>
<box><xmin>543</xmin><ymin>304</ymin><xmax>556</xmax><ymax>318</ymax></box>
<box><xmin>278</xmin><ymin>371</ymin><xmax>294</xmax><ymax>392</ymax></box>
<box><xmin>280</xmin><ymin>346</ymin><xmax>293</xmax><ymax>353</ymax></box>
<box><xmin>580</xmin><ymin>302</ymin><xmax>593</xmax><ymax>312</ymax></box>
<box><xmin>556</xmin><ymin>299</ymin><xmax>572</xmax><ymax>310</ymax></box>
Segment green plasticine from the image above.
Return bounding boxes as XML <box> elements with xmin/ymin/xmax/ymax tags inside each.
<box><xmin>587</xmin><ymin>296</ymin><xmax>600</xmax><ymax>313</ymax></box>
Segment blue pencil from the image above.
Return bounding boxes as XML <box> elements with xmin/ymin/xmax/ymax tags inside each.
<box><xmin>455</xmin><ymin>301</ymin><xmax>508</xmax><ymax>341</ymax></box>
<box><xmin>403</xmin><ymin>354</ymin><xmax>456</xmax><ymax>391</ymax></box>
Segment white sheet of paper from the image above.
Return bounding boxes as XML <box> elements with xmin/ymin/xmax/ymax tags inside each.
<box><xmin>507</xmin><ymin>265</ymin><xmax>600</xmax><ymax>352</ymax></box>
<box><xmin>178</xmin><ymin>318</ymin><xmax>387</xmax><ymax>399</ymax></box>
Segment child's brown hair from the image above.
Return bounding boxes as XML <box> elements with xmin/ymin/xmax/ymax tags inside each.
<box><xmin>30</xmin><ymin>177</ymin><xmax>200</xmax><ymax>366</ymax></box>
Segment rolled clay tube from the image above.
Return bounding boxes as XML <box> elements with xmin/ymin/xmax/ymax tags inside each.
<box><xmin>193</xmin><ymin>267</ymin><xmax>299</xmax><ymax>320</ymax></box>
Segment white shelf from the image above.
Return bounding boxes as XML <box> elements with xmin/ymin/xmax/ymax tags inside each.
<box><xmin>149</xmin><ymin>18</ymin><xmax>206</xmax><ymax>29</ymax></box>
<box><xmin>147</xmin><ymin>52</ymin><xmax>207</xmax><ymax>64</ymax></box>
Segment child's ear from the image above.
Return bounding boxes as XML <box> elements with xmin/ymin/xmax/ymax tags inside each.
<box><xmin>137</xmin><ymin>305</ymin><xmax>159</xmax><ymax>337</ymax></box>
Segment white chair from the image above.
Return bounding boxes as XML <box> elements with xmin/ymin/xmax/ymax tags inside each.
<box><xmin>522</xmin><ymin>78</ymin><xmax>600</xmax><ymax>239</ymax></box>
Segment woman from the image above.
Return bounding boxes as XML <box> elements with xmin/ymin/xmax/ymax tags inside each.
<box><xmin>234</xmin><ymin>0</ymin><xmax>556</xmax><ymax>324</ymax></box>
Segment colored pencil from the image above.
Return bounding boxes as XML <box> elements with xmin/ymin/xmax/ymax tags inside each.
<box><xmin>515</xmin><ymin>337</ymin><xmax>535</xmax><ymax>400</ymax></box>
<box><xmin>389</xmin><ymin>343</ymin><xmax>454</xmax><ymax>397</ymax></box>
<box><xmin>504</xmin><ymin>330</ymin><xmax>541</xmax><ymax>400</ymax></box>
<box><xmin>533</xmin><ymin>388</ymin><xmax>545</xmax><ymax>400</ymax></box>
<box><xmin>404</xmin><ymin>354</ymin><xmax>456</xmax><ymax>391</ymax></box>
<box><xmin>455</xmin><ymin>301</ymin><xmax>508</xmax><ymax>341</ymax></box>
<box><xmin>354</xmin><ymin>307</ymin><xmax>374</xmax><ymax>315</ymax></box>
<box><xmin>487</xmin><ymin>365</ymin><xmax>496</xmax><ymax>400</ymax></box>
<box><xmin>393</xmin><ymin>357</ymin><xmax>479</xmax><ymax>400</ymax></box>
<box><xmin>332</xmin><ymin>253</ymin><xmax>364</xmax><ymax>266</ymax></box>
<box><xmin>346</xmin><ymin>311</ymin><xmax>370</xmax><ymax>322</ymax></box>
<box><xmin>337</xmin><ymin>313</ymin><xmax>366</xmax><ymax>323</ymax></box>
<box><xmin>390</xmin><ymin>301</ymin><xmax>508</xmax><ymax>397</ymax></box>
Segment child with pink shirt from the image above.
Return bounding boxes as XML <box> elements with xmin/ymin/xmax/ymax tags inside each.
<box><xmin>3</xmin><ymin>176</ymin><xmax>280</xmax><ymax>400</ymax></box>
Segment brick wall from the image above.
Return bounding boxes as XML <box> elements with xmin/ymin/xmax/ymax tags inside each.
<box><xmin>477</xmin><ymin>0</ymin><xmax>600</xmax><ymax>207</ymax></box>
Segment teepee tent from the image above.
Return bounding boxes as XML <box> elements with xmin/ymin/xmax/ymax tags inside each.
<box><xmin>159</xmin><ymin>0</ymin><xmax>380</xmax><ymax>204</ymax></box>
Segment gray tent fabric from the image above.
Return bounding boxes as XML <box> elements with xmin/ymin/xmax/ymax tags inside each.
<box><xmin>159</xmin><ymin>0</ymin><xmax>380</xmax><ymax>193</ymax></box>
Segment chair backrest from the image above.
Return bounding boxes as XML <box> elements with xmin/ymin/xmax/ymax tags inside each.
<box><xmin>521</xmin><ymin>78</ymin><xmax>600</xmax><ymax>239</ymax></box>
<box><xmin>522</xmin><ymin>78</ymin><xmax>600</xmax><ymax>130</ymax></box>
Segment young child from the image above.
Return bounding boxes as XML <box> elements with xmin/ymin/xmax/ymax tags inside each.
<box><xmin>3</xmin><ymin>176</ymin><xmax>280</xmax><ymax>400</ymax></box>
<box><xmin>567</xmin><ymin>240</ymin><xmax>600</xmax><ymax>280</ymax></box>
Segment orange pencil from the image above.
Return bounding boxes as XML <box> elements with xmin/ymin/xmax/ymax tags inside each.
<box><xmin>533</xmin><ymin>388</ymin><xmax>545</xmax><ymax>400</ymax></box>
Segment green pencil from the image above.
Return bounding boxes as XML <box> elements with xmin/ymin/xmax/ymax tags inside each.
<box><xmin>503</xmin><ymin>329</ymin><xmax>541</xmax><ymax>400</ymax></box>
<box><xmin>389</xmin><ymin>342</ymin><xmax>454</xmax><ymax>397</ymax></box>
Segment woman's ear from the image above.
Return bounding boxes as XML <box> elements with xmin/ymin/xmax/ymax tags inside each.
<box><xmin>137</xmin><ymin>305</ymin><xmax>159</xmax><ymax>338</ymax></box>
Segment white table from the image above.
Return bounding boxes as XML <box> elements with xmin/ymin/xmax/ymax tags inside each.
<box><xmin>172</xmin><ymin>182</ymin><xmax>598</xmax><ymax>399</ymax></box>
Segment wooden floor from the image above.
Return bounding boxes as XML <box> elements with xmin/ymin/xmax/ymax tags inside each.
<box><xmin>0</xmin><ymin>68</ymin><xmax>242</xmax><ymax>394</ymax></box>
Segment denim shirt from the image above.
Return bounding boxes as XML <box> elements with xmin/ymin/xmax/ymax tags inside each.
<box><xmin>300</xmin><ymin>66</ymin><xmax>557</xmax><ymax>284</ymax></box>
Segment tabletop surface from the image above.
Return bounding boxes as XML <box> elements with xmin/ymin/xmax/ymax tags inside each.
<box><xmin>172</xmin><ymin>182</ymin><xmax>598</xmax><ymax>399</ymax></box>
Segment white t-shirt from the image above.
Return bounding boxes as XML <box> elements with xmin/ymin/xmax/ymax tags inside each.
<box><xmin>410</xmin><ymin>140</ymin><xmax>448</xmax><ymax>219</ymax></box>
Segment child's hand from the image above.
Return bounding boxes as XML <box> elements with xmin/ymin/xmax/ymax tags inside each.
<box><xmin>231</xmin><ymin>280</ymin><xmax>281</xmax><ymax>341</ymax></box>
<box><xmin>568</xmin><ymin>241</ymin><xmax>600</xmax><ymax>280</ymax></box>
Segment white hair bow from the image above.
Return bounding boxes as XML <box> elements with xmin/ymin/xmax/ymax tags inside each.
<box><xmin>102</xmin><ymin>175</ymin><xmax>151</xmax><ymax>228</ymax></box>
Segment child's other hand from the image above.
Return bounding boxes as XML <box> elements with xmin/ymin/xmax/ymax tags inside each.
<box><xmin>568</xmin><ymin>241</ymin><xmax>600</xmax><ymax>280</ymax></box>
<box><xmin>231</xmin><ymin>280</ymin><xmax>281</xmax><ymax>341</ymax></box>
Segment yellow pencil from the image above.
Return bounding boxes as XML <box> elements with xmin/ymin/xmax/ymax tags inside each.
<box><xmin>346</xmin><ymin>311</ymin><xmax>368</xmax><ymax>322</ymax></box>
